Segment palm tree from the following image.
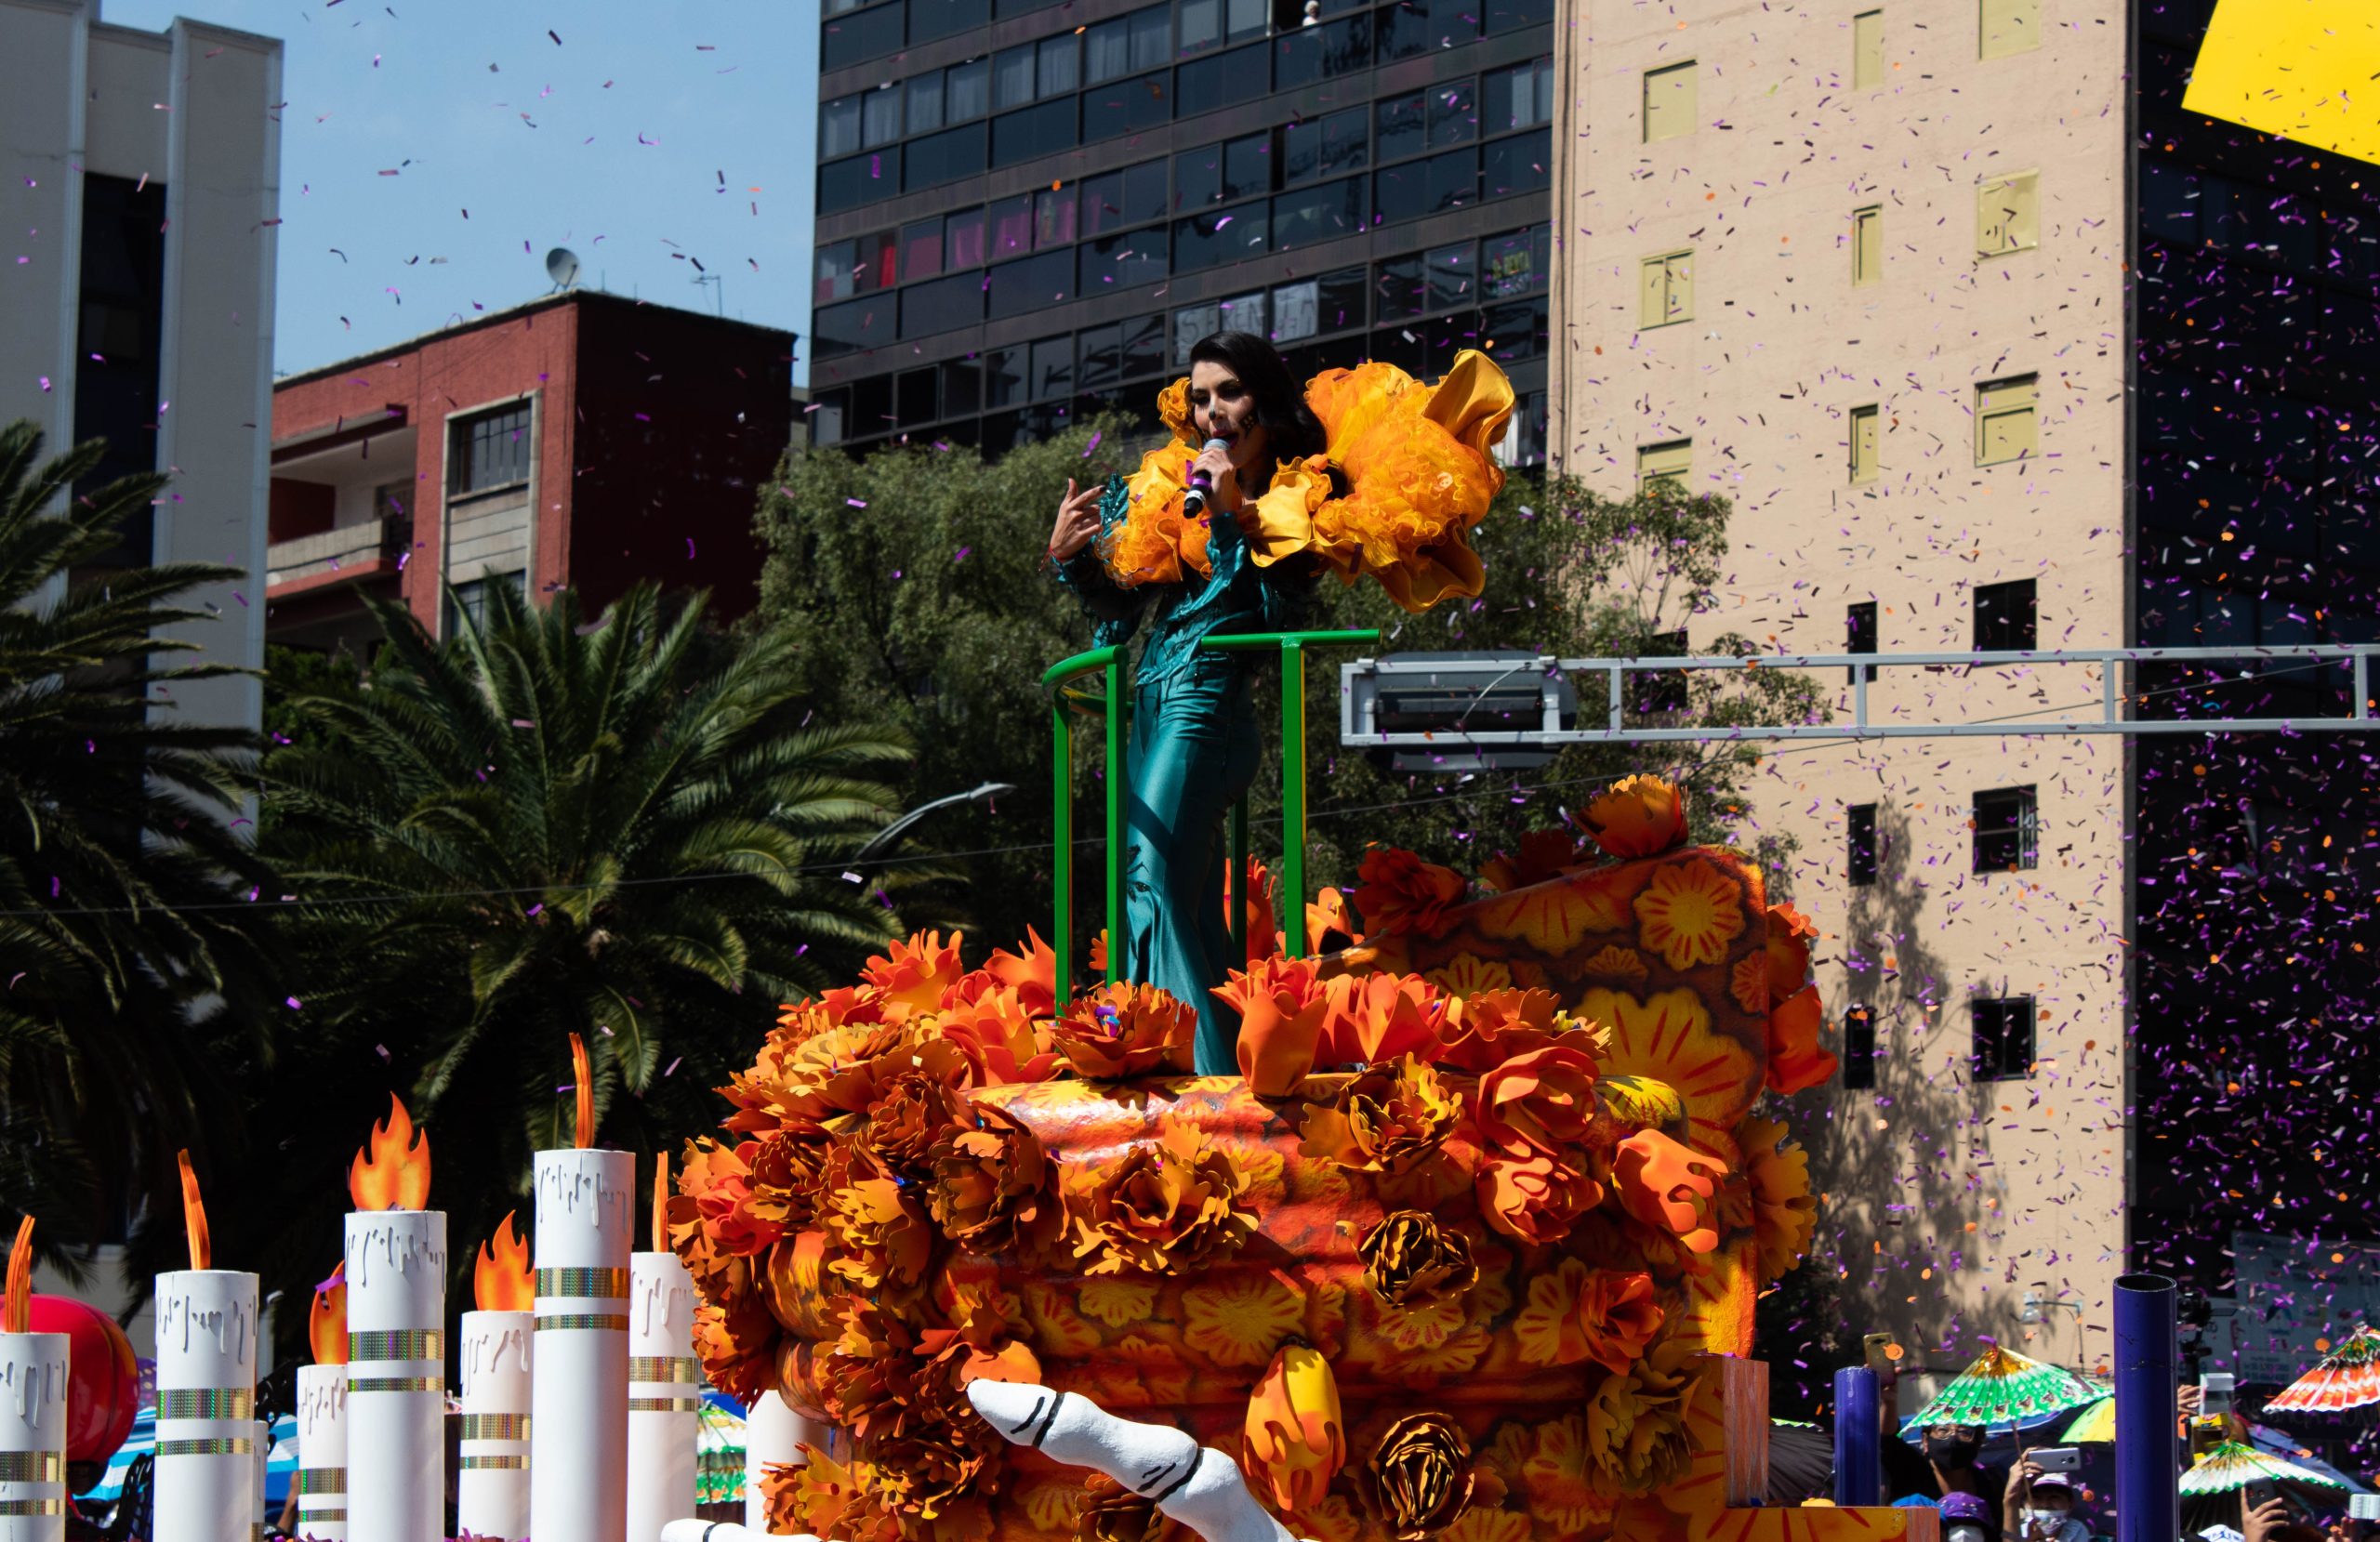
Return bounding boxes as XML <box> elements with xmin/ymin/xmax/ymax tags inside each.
<box><xmin>256</xmin><ymin>578</ymin><xmax>919</xmax><ymax>1300</ymax></box>
<box><xmin>0</xmin><ymin>420</ymin><xmax>271</xmax><ymax>1266</ymax></box>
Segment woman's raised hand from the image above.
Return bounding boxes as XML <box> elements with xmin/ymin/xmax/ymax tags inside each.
<box><xmin>1189</xmin><ymin>442</ymin><xmax>1242</xmax><ymax>515</ymax></box>
<box><xmin>1049</xmin><ymin>478</ymin><xmax>1104</xmax><ymax>562</ymax></box>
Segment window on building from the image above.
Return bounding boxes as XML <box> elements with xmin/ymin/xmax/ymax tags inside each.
<box><xmin>1974</xmin><ymin>374</ymin><xmax>2037</xmax><ymax>465</ymax></box>
<box><xmin>1087</xmin><ymin>6</ymin><xmax>1170</xmax><ymax>79</ymax></box>
<box><xmin>1427</xmin><ymin>241</ymin><xmax>1475</xmax><ymax>310</ymax></box>
<box><xmin>1039</xmin><ymin>33</ymin><xmax>1080</xmax><ymax>93</ymax></box>
<box><xmin>1180</xmin><ymin>0</ymin><xmax>1222</xmax><ymax>52</ymax></box>
<box><xmin>1428</xmin><ymin>81</ymin><xmax>1478</xmax><ymax>147</ymax></box>
<box><xmin>1036</xmin><ymin>186</ymin><xmax>1078</xmax><ymax>248</ymax></box>
<box><xmin>1172</xmin><ymin>302</ymin><xmax>1221</xmax><ymax>366</ymax></box>
<box><xmin>1974</xmin><ymin>577</ymin><xmax>2037</xmax><ymax>652</ymax></box>
<box><xmin>1849</xmin><ymin>402</ymin><xmax>1880</xmax><ymax>484</ymax></box>
<box><xmin>994</xmin><ymin>45</ymin><xmax>1038</xmax><ymax>109</ymax></box>
<box><xmin>1842</xmin><ymin>1005</ymin><xmax>1877</xmax><ymax>1090</ymax></box>
<box><xmin>940</xmin><ymin>357</ymin><xmax>982</xmax><ymax>416</ymax></box>
<box><xmin>1853</xmin><ymin>7</ymin><xmax>1884</xmax><ymax>87</ymax></box>
<box><xmin>896</xmin><ymin>367</ymin><xmax>938</xmax><ymax>428</ymax></box>
<box><xmin>906</xmin><ymin>71</ymin><xmax>946</xmax><ymax>134</ymax></box>
<box><xmin>863</xmin><ymin>86</ymin><xmax>903</xmax><ymax>146</ymax></box>
<box><xmin>1376</xmin><ymin>90</ymin><xmax>1426</xmax><ymax>163</ymax></box>
<box><xmin>443</xmin><ymin>570</ymin><xmax>524</xmax><ymax>639</ymax></box>
<box><xmin>1846</xmin><ymin>600</ymin><xmax>1878</xmax><ymax>656</ymax></box>
<box><xmin>1483</xmin><ymin>225</ymin><xmax>1549</xmax><ymax>298</ymax></box>
<box><xmin>1484</xmin><ymin>57</ymin><xmax>1554</xmax><ymax>133</ymax></box>
<box><xmin>1283</xmin><ymin>108</ymin><xmax>1368</xmax><ymax>185</ymax></box>
<box><xmin>990</xmin><ymin>194</ymin><xmax>1035</xmax><ymax>259</ymax></box>
<box><xmin>1971</xmin><ymin>995</ymin><xmax>2035</xmax><ymax>1081</ymax></box>
<box><xmin>1081</xmin><ymin>159</ymin><xmax>1169</xmax><ymax>234</ymax></box>
<box><xmin>1218</xmin><ymin>290</ymin><xmax>1266</xmax><ymax>336</ymax></box>
<box><xmin>1639</xmin><ymin>250</ymin><xmax>1693</xmax><ymax>327</ymax></box>
<box><xmin>448</xmin><ymin>402</ymin><xmax>532</xmax><ymax>495</ymax></box>
<box><xmin>1274</xmin><ymin>279</ymin><xmax>1319</xmax><ymax>343</ymax></box>
<box><xmin>1978</xmin><ymin>0</ymin><xmax>2038</xmax><ymax>59</ymax></box>
<box><xmin>1973</xmin><ymin>785</ymin><xmax>2038</xmax><ymax>872</ymax></box>
<box><xmin>1643</xmin><ymin>60</ymin><xmax>1696</xmax><ymax>143</ymax></box>
<box><xmin>1977</xmin><ymin>170</ymin><xmax>2040</xmax><ymax>257</ymax></box>
<box><xmin>945</xmin><ymin>206</ymin><xmax>987</xmax><ymax>269</ymax></box>
<box><xmin>1852</xmin><ymin>204</ymin><xmax>1883</xmax><ymax>286</ymax></box>
<box><xmin>947</xmin><ymin>57</ymin><xmax>992</xmax><ymax>119</ymax></box>
<box><xmin>1846</xmin><ymin>800</ymin><xmax>1879</xmax><ymax>885</ymax></box>
<box><xmin>1637</xmin><ymin>438</ymin><xmax>1691</xmax><ymax>491</ymax></box>
<box><xmin>821</xmin><ymin>97</ymin><xmax>863</xmax><ymax>158</ymax></box>
<box><xmin>1029</xmin><ymin>335</ymin><xmax>1074</xmax><ymax>401</ymax></box>
<box><xmin>901</xmin><ymin>218</ymin><xmax>944</xmax><ymax>282</ymax></box>
<box><xmin>985</xmin><ymin>347</ymin><xmax>1027</xmax><ymax>408</ymax></box>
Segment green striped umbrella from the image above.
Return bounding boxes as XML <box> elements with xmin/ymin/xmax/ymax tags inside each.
<box><xmin>2179</xmin><ymin>1440</ymin><xmax>2349</xmax><ymax>1498</ymax></box>
<box><xmin>1901</xmin><ymin>1345</ymin><xmax>2102</xmax><ymax>1431</ymax></box>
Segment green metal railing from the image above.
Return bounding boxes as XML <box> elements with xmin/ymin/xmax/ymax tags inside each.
<box><xmin>1044</xmin><ymin>628</ymin><xmax>1380</xmax><ymax>993</ymax></box>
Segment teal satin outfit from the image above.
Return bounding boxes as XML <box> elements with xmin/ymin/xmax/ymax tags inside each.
<box><xmin>1054</xmin><ymin>476</ymin><xmax>1299</xmax><ymax>1074</ymax></box>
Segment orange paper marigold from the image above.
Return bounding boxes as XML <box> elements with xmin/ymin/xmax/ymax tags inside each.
<box><xmin>1765</xmin><ymin>983</ymin><xmax>1838</xmax><ymax>1095</ymax></box>
<box><xmin>1633</xmin><ymin>858</ymin><xmax>1746</xmax><ymax>971</ymax></box>
<box><xmin>1355</xmin><ymin>846</ymin><xmax>1469</xmax><ymax>939</ymax></box>
<box><xmin>1049</xmin><ymin>982</ymin><xmax>1197</xmax><ymax>1080</ymax></box>
<box><xmin>1067</xmin><ymin>1122</ymin><xmax>1258</xmax><ymax>1276</ymax></box>
<box><xmin>1513</xmin><ymin>1257</ymin><xmax>1664</xmax><ymax>1376</ymax></box>
<box><xmin>1581</xmin><ymin>775</ymin><xmax>1688</xmax><ymax>860</ymax></box>
<box><xmin>1300</xmin><ymin>1056</ymin><xmax>1466</xmax><ymax>1175</ymax></box>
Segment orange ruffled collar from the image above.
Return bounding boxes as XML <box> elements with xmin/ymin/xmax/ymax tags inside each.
<box><xmin>1098</xmin><ymin>352</ymin><xmax>1515</xmax><ymax>614</ymax></box>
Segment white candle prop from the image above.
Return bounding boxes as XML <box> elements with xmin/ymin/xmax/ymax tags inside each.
<box><xmin>342</xmin><ymin>1211</ymin><xmax>446</xmax><ymax>1542</ymax></box>
<box><xmin>153</xmin><ymin>1270</ymin><xmax>259</xmax><ymax>1542</ymax></box>
<box><xmin>626</xmin><ymin>1251</ymin><xmax>699</xmax><ymax>1542</ymax></box>
<box><xmin>0</xmin><ymin>1331</ymin><xmax>69</xmax><ymax>1542</ymax></box>
<box><xmin>295</xmin><ymin>1363</ymin><xmax>349</xmax><ymax>1540</ymax></box>
<box><xmin>530</xmin><ymin>1147</ymin><xmax>634</xmax><ymax>1542</ymax></box>
<box><xmin>456</xmin><ymin>1311</ymin><xmax>532</xmax><ymax>1540</ymax></box>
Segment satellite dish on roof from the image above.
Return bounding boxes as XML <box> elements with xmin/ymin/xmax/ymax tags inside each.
<box><xmin>545</xmin><ymin>246</ymin><xmax>581</xmax><ymax>291</ymax></box>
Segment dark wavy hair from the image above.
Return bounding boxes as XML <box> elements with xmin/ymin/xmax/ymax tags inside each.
<box><xmin>1188</xmin><ymin>330</ymin><xmax>1327</xmax><ymax>472</ymax></box>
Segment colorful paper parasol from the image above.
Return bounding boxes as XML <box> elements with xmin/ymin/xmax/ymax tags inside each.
<box><xmin>2261</xmin><ymin>1325</ymin><xmax>2380</xmax><ymax>1416</ymax></box>
<box><xmin>2063</xmin><ymin>1394</ymin><xmax>2118</xmax><ymax>1443</ymax></box>
<box><xmin>1899</xmin><ymin>1345</ymin><xmax>2103</xmax><ymax>1433</ymax></box>
<box><xmin>2179</xmin><ymin>1440</ymin><xmax>2349</xmax><ymax>1498</ymax></box>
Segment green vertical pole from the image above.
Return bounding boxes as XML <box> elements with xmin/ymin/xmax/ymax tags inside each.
<box><xmin>1104</xmin><ymin>652</ymin><xmax>1129</xmax><ymax>986</ymax></box>
<box><xmin>1282</xmin><ymin>639</ymin><xmax>1308</xmax><ymax>958</ymax></box>
<box><xmin>1051</xmin><ymin>700</ymin><xmax>1072</xmax><ymax>997</ymax></box>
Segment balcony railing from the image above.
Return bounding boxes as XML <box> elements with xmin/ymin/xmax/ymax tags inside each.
<box><xmin>266</xmin><ymin>516</ymin><xmax>407</xmax><ymax>592</ymax></box>
<box><xmin>1043</xmin><ymin>627</ymin><xmax>1380</xmax><ymax>992</ymax></box>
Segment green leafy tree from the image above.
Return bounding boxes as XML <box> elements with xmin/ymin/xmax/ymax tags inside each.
<box><xmin>0</xmin><ymin>420</ymin><xmax>272</xmax><ymax>1269</ymax></box>
<box><xmin>754</xmin><ymin>423</ymin><xmax>1824</xmax><ymax>964</ymax></box>
<box><xmin>252</xmin><ymin>579</ymin><xmax>918</xmax><ymax>1315</ymax></box>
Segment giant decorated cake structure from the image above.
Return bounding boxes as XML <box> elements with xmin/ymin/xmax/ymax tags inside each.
<box><xmin>668</xmin><ymin>774</ymin><xmax>1918</xmax><ymax>1542</ymax></box>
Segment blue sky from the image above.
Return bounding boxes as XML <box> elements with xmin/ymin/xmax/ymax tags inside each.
<box><xmin>102</xmin><ymin>0</ymin><xmax>820</xmax><ymax>383</ymax></box>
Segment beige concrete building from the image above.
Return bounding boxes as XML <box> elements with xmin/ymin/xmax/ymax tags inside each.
<box><xmin>1548</xmin><ymin>0</ymin><xmax>2135</xmax><ymax>1383</ymax></box>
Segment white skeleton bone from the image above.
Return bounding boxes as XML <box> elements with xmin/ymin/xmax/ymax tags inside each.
<box><xmin>968</xmin><ymin>1378</ymin><xmax>1302</xmax><ymax>1542</ymax></box>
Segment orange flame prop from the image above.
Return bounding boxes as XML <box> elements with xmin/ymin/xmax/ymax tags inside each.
<box><xmin>349</xmin><ymin>1094</ymin><xmax>432</xmax><ymax>1212</ymax></box>
<box><xmin>4</xmin><ymin>1216</ymin><xmax>32</xmax><ymax>1335</ymax></box>
<box><xmin>309</xmin><ymin>1265</ymin><xmax>349</xmax><ymax>1365</ymax></box>
<box><xmin>475</xmin><ymin>1212</ymin><xmax>533</xmax><ymax>1313</ymax></box>
<box><xmin>178</xmin><ymin>1149</ymin><xmax>211</xmax><ymax>1271</ymax></box>
<box><xmin>652</xmin><ymin>1149</ymin><xmax>669</xmax><ymax>1255</ymax></box>
<box><xmin>571</xmin><ymin>1032</ymin><xmax>593</xmax><ymax>1149</ymax></box>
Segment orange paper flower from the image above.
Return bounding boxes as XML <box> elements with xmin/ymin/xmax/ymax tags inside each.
<box><xmin>1580</xmin><ymin>775</ymin><xmax>1688</xmax><ymax>859</ymax></box>
<box><xmin>1355</xmin><ymin>846</ymin><xmax>1469</xmax><ymax>938</ymax></box>
<box><xmin>1356</xmin><ymin>1210</ymin><xmax>1478</xmax><ymax>1310</ymax></box>
<box><xmin>1049</xmin><ymin>982</ymin><xmax>1197</xmax><ymax>1080</ymax></box>
<box><xmin>1584</xmin><ymin>1338</ymin><xmax>1705</xmax><ymax>1496</ymax></box>
<box><xmin>1216</xmin><ymin>955</ymin><xmax>1331</xmax><ymax>1096</ymax></box>
<box><xmin>1739</xmin><ymin>1114</ymin><xmax>1818</xmax><ymax>1284</ymax></box>
<box><xmin>927</xmin><ymin>1103</ymin><xmax>1063</xmax><ymax>1259</ymax></box>
<box><xmin>1633</xmin><ymin>858</ymin><xmax>1746</xmax><ymax>972</ymax></box>
<box><xmin>1434</xmin><ymin>987</ymin><xmax>1566</xmax><ymax>1074</ymax></box>
<box><xmin>1479</xmin><ymin>827</ymin><xmax>1591</xmax><ymax>894</ymax></box>
<box><xmin>1513</xmin><ymin>1258</ymin><xmax>1663</xmax><ymax>1375</ymax></box>
<box><xmin>1299</xmin><ymin>1056</ymin><xmax>1465</xmax><ymax>1175</ymax></box>
<box><xmin>1067</xmin><ymin>1122</ymin><xmax>1257</xmax><ymax>1277</ymax></box>
<box><xmin>1317</xmin><ymin>970</ymin><xmax>1448</xmax><ymax>1066</ymax></box>
<box><xmin>1765</xmin><ymin>984</ymin><xmax>1837</xmax><ymax>1095</ymax></box>
<box><xmin>1475</xmin><ymin>1151</ymin><xmax>1600</xmax><ymax>1246</ymax></box>
<box><xmin>1613</xmin><ymin>1129</ymin><xmax>1729</xmax><ymax>1254</ymax></box>
<box><xmin>863</xmin><ymin>930</ymin><xmax>969</xmax><ymax>1019</ymax></box>
<box><xmin>1245</xmin><ymin>1344</ymin><xmax>1347</xmax><ymax>1511</ymax></box>
<box><xmin>1765</xmin><ymin>902</ymin><xmax>1818</xmax><ymax>999</ymax></box>
<box><xmin>1308</xmin><ymin>886</ymin><xmax>1362</xmax><ymax>952</ymax></box>
<box><xmin>1475</xmin><ymin>1043</ymin><xmax>1603</xmax><ymax>1163</ymax></box>
<box><xmin>1226</xmin><ymin>855</ymin><xmax>1281</xmax><ymax>966</ymax></box>
<box><xmin>1360</xmin><ymin>1412</ymin><xmax>1478</xmax><ymax>1541</ymax></box>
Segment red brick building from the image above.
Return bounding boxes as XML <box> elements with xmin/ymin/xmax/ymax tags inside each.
<box><xmin>266</xmin><ymin>292</ymin><xmax>794</xmax><ymax>652</ymax></box>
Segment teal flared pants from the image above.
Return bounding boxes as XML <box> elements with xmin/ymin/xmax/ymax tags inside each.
<box><xmin>1123</xmin><ymin>659</ymin><xmax>1262</xmax><ymax>1075</ymax></box>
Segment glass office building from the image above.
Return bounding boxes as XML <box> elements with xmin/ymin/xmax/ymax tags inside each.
<box><xmin>806</xmin><ymin>0</ymin><xmax>1554</xmax><ymax>460</ymax></box>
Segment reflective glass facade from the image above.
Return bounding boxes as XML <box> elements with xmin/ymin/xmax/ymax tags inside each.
<box><xmin>809</xmin><ymin>0</ymin><xmax>1553</xmax><ymax>459</ymax></box>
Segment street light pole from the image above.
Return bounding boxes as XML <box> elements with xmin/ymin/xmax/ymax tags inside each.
<box><xmin>853</xmin><ymin>781</ymin><xmax>1017</xmax><ymax>863</ymax></box>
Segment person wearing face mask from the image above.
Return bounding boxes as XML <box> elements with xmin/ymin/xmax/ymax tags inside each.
<box><xmin>1047</xmin><ymin>332</ymin><xmax>1512</xmax><ymax>1071</ymax></box>
<box><xmin>2001</xmin><ymin>1460</ymin><xmax>2090</xmax><ymax>1542</ymax></box>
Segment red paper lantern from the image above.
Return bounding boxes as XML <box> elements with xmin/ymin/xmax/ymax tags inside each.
<box><xmin>26</xmin><ymin>1294</ymin><xmax>139</xmax><ymax>1463</ymax></box>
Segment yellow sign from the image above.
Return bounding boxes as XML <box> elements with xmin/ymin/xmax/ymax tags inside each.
<box><xmin>2183</xmin><ymin>0</ymin><xmax>2380</xmax><ymax>166</ymax></box>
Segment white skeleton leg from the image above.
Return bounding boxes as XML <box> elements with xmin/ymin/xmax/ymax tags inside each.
<box><xmin>967</xmin><ymin>1379</ymin><xmax>1301</xmax><ymax>1542</ymax></box>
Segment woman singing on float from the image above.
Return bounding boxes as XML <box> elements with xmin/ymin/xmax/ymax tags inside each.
<box><xmin>1048</xmin><ymin>330</ymin><xmax>1514</xmax><ymax>1074</ymax></box>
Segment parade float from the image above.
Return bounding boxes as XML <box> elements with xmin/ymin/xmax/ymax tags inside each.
<box><xmin>662</xmin><ymin>771</ymin><xmax>1937</xmax><ymax>1542</ymax></box>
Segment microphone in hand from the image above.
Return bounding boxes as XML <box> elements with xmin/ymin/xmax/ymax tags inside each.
<box><xmin>1183</xmin><ymin>438</ymin><xmax>1230</xmax><ymax>519</ymax></box>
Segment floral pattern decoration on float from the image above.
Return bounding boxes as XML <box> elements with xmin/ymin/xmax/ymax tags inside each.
<box><xmin>670</xmin><ymin>775</ymin><xmax>1859</xmax><ymax>1542</ymax></box>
